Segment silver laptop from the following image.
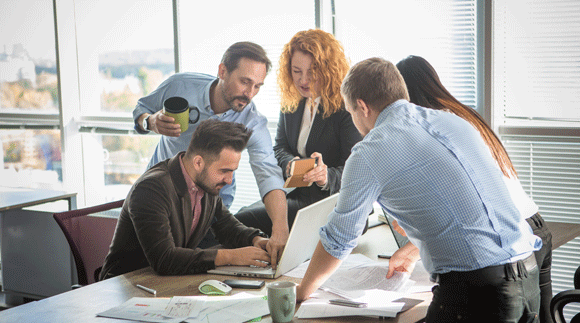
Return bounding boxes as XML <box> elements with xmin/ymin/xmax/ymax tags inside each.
<box><xmin>208</xmin><ymin>193</ymin><xmax>339</xmax><ymax>279</ymax></box>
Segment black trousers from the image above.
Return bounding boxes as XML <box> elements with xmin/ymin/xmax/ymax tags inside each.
<box><xmin>526</xmin><ymin>212</ymin><xmax>553</xmax><ymax>323</ymax></box>
<box><xmin>427</xmin><ymin>254</ymin><xmax>541</xmax><ymax>323</ymax></box>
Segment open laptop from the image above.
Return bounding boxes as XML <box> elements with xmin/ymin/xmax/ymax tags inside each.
<box><xmin>208</xmin><ymin>193</ymin><xmax>339</xmax><ymax>279</ymax></box>
<box><xmin>381</xmin><ymin>208</ymin><xmax>409</xmax><ymax>248</ymax></box>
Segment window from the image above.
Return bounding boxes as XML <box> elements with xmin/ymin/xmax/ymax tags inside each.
<box><xmin>493</xmin><ymin>0</ymin><xmax>580</xmax><ymax>123</ymax></box>
<box><xmin>0</xmin><ymin>0</ymin><xmax>61</xmax><ymax>189</ymax></box>
<box><xmin>493</xmin><ymin>0</ymin><xmax>580</xmax><ymax>320</ymax></box>
<box><xmin>334</xmin><ymin>0</ymin><xmax>478</xmax><ymax>110</ymax></box>
<box><xmin>178</xmin><ymin>0</ymin><xmax>315</xmax><ymax>213</ymax></box>
<box><xmin>74</xmin><ymin>0</ymin><xmax>174</xmax><ymax>116</ymax></box>
<box><xmin>70</xmin><ymin>0</ymin><xmax>174</xmax><ymax>205</ymax></box>
<box><xmin>1</xmin><ymin>129</ymin><xmax>62</xmax><ymax>189</ymax></box>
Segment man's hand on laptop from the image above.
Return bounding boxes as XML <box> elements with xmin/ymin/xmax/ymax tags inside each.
<box><xmin>266</xmin><ymin>229</ymin><xmax>288</xmax><ymax>270</ymax></box>
<box><xmin>215</xmin><ymin>246</ymin><xmax>272</xmax><ymax>267</ymax></box>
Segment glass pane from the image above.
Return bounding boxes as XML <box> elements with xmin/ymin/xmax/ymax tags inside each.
<box><xmin>178</xmin><ymin>1</ymin><xmax>315</xmax><ymax>212</ymax></box>
<box><xmin>334</xmin><ymin>0</ymin><xmax>477</xmax><ymax>108</ymax></box>
<box><xmin>0</xmin><ymin>1</ymin><xmax>58</xmax><ymax>113</ymax></box>
<box><xmin>179</xmin><ymin>0</ymin><xmax>315</xmax><ymax>121</ymax></box>
<box><xmin>1</xmin><ymin>129</ymin><xmax>62</xmax><ymax>189</ymax></box>
<box><xmin>493</xmin><ymin>0</ymin><xmax>580</xmax><ymax>123</ymax></box>
<box><xmin>82</xmin><ymin>133</ymin><xmax>158</xmax><ymax>205</ymax></box>
<box><xmin>74</xmin><ymin>0</ymin><xmax>174</xmax><ymax>116</ymax></box>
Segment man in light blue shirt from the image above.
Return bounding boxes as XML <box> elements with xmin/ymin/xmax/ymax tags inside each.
<box><xmin>133</xmin><ymin>42</ymin><xmax>288</xmax><ymax>266</ymax></box>
<box><xmin>297</xmin><ymin>57</ymin><xmax>542</xmax><ymax>322</ymax></box>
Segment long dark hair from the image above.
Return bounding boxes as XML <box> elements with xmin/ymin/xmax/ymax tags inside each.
<box><xmin>396</xmin><ymin>55</ymin><xmax>517</xmax><ymax>178</ymax></box>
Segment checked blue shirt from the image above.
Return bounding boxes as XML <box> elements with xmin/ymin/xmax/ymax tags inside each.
<box><xmin>320</xmin><ymin>99</ymin><xmax>541</xmax><ymax>275</ymax></box>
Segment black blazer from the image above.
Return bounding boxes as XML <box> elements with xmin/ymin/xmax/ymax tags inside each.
<box><xmin>274</xmin><ymin>99</ymin><xmax>362</xmax><ymax>202</ymax></box>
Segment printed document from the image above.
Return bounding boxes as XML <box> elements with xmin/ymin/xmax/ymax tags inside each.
<box><xmin>97</xmin><ymin>292</ymin><xmax>268</xmax><ymax>323</ymax></box>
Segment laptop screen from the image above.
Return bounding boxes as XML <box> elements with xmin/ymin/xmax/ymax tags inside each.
<box><xmin>380</xmin><ymin>208</ymin><xmax>409</xmax><ymax>249</ymax></box>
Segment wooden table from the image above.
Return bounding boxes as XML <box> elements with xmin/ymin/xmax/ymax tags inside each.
<box><xmin>0</xmin><ymin>223</ymin><xmax>431</xmax><ymax>323</ymax></box>
<box><xmin>1</xmin><ymin>219</ymin><xmax>576</xmax><ymax>322</ymax></box>
<box><xmin>0</xmin><ymin>187</ymin><xmax>77</xmax><ymax>301</ymax></box>
<box><xmin>546</xmin><ymin>221</ymin><xmax>580</xmax><ymax>250</ymax></box>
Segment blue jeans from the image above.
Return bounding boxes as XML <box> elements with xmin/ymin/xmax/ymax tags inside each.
<box><xmin>427</xmin><ymin>255</ymin><xmax>541</xmax><ymax>323</ymax></box>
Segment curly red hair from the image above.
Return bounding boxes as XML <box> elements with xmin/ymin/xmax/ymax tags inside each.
<box><xmin>277</xmin><ymin>29</ymin><xmax>350</xmax><ymax>118</ymax></box>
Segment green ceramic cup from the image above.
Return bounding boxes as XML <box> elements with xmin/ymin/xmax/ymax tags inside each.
<box><xmin>267</xmin><ymin>281</ymin><xmax>297</xmax><ymax>322</ymax></box>
<box><xmin>162</xmin><ymin>97</ymin><xmax>200</xmax><ymax>133</ymax></box>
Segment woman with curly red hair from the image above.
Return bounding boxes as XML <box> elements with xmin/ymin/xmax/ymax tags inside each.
<box><xmin>235</xmin><ymin>29</ymin><xmax>362</xmax><ymax>236</ymax></box>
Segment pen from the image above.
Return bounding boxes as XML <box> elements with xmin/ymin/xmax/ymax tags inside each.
<box><xmin>136</xmin><ymin>284</ymin><xmax>157</xmax><ymax>296</ymax></box>
<box><xmin>378</xmin><ymin>254</ymin><xmax>392</xmax><ymax>259</ymax></box>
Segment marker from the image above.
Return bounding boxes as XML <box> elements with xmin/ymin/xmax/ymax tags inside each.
<box><xmin>329</xmin><ymin>299</ymin><xmax>368</xmax><ymax>308</ymax></box>
<box><xmin>136</xmin><ymin>284</ymin><xmax>157</xmax><ymax>296</ymax></box>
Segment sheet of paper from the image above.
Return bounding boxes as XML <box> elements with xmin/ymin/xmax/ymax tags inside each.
<box><xmin>97</xmin><ymin>297</ymin><xmax>182</xmax><ymax>323</ymax></box>
<box><xmin>284</xmin><ymin>253</ymin><xmax>378</xmax><ymax>279</ymax></box>
<box><xmin>295</xmin><ymin>295</ymin><xmax>404</xmax><ymax>319</ymax></box>
<box><xmin>184</xmin><ymin>292</ymin><xmax>269</xmax><ymax>323</ymax></box>
<box><xmin>164</xmin><ymin>296</ymin><xmax>206</xmax><ymax>318</ymax></box>
<box><xmin>321</xmin><ymin>265</ymin><xmax>414</xmax><ymax>299</ymax></box>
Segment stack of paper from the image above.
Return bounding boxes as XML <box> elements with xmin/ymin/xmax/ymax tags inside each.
<box><xmin>97</xmin><ymin>292</ymin><xmax>269</xmax><ymax>323</ymax></box>
<box><xmin>321</xmin><ymin>264</ymin><xmax>414</xmax><ymax>299</ymax></box>
<box><xmin>295</xmin><ymin>289</ymin><xmax>406</xmax><ymax>319</ymax></box>
<box><xmin>290</xmin><ymin>253</ymin><xmax>430</xmax><ymax>319</ymax></box>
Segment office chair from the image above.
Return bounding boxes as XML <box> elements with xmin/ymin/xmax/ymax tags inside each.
<box><xmin>53</xmin><ymin>199</ymin><xmax>124</xmax><ymax>287</ymax></box>
<box><xmin>550</xmin><ymin>266</ymin><xmax>580</xmax><ymax>323</ymax></box>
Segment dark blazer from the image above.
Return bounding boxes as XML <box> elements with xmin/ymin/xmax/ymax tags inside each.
<box><xmin>274</xmin><ymin>99</ymin><xmax>362</xmax><ymax>202</ymax></box>
<box><xmin>99</xmin><ymin>152</ymin><xmax>261</xmax><ymax>279</ymax></box>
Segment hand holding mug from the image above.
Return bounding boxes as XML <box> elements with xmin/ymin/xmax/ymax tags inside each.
<box><xmin>156</xmin><ymin>97</ymin><xmax>200</xmax><ymax>136</ymax></box>
<box><xmin>149</xmin><ymin>111</ymin><xmax>182</xmax><ymax>137</ymax></box>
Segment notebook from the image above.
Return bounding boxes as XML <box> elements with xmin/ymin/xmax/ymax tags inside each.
<box><xmin>208</xmin><ymin>193</ymin><xmax>339</xmax><ymax>279</ymax></box>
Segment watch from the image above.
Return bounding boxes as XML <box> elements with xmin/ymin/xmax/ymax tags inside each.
<box><xmin>142</xmin><ymin>115</ymin><xmax>151</xmax><ymax>131</ymax></box>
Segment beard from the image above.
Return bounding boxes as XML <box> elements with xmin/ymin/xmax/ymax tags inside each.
<box><xmin>221</xmin><ymin>86</ymin><xmax>250</xmax><ymax>112</ymax></box>
<box><xmin>195</xmin><ymin>168</ymin><xmax>227</xmax><ymax>196</ymax></box>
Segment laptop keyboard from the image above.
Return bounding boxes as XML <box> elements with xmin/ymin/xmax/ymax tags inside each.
<box><xmin>250</xmin><ymin>260</ymin><xmax>271</xmax><ymax>269</ymax></box>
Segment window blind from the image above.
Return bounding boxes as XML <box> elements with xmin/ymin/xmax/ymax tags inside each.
<box><xmin>493</xmin><ymin>0</ymin><xmax>580</xmax><ymax>122</ymax></box>
<box><xmin>494</xmin><ymin>0</ymin><xmax>580</xmax><ymax>319</ymax></box>
<box><xmin>334</xmin><ymin>0</ymin><xmax>477</xmax><ymax>109</ymax></box>
<box><xmin>501</xmin><ymin>135</ymin><xmax>580</xmax><ymax>321</ymax></box>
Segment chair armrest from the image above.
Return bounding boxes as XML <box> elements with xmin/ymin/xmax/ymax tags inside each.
<box><xmin>551</xmin><ymin>290</ymin><xmax>580</xmax><ymax>323</ymax></box>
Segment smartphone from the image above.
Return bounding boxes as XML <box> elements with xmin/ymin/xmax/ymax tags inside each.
<box><xmin>223</xmin><ymin>279</ymin><xmax>265</xmax><ymax>289</ymax></box>
<box><xmin>329</xmin><ymin>299</ymin><xmax>368</xmax><ymax>308</ymax></box>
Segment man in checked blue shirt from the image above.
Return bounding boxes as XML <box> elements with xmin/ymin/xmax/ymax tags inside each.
<box><xmin>133</xmin><ymin>42</ymin><xmax>288</xmax><ymax>267</ymax></box>
<box><xmin>296</xmin><ymin>57</ymin><xmax>542</xmax><ymax>323</ymax></box>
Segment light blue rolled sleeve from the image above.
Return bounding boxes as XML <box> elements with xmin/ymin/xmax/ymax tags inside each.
<box><xmin>319</xmin><ymin>151</ymin><xmax>380</xmax><ymax>260</ymax></box>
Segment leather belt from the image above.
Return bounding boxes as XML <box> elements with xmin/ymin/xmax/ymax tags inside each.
<box><xmin>434</xmin><ymin>254</ymin><xmax>537</xmax><ymax>285</ymax></box>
